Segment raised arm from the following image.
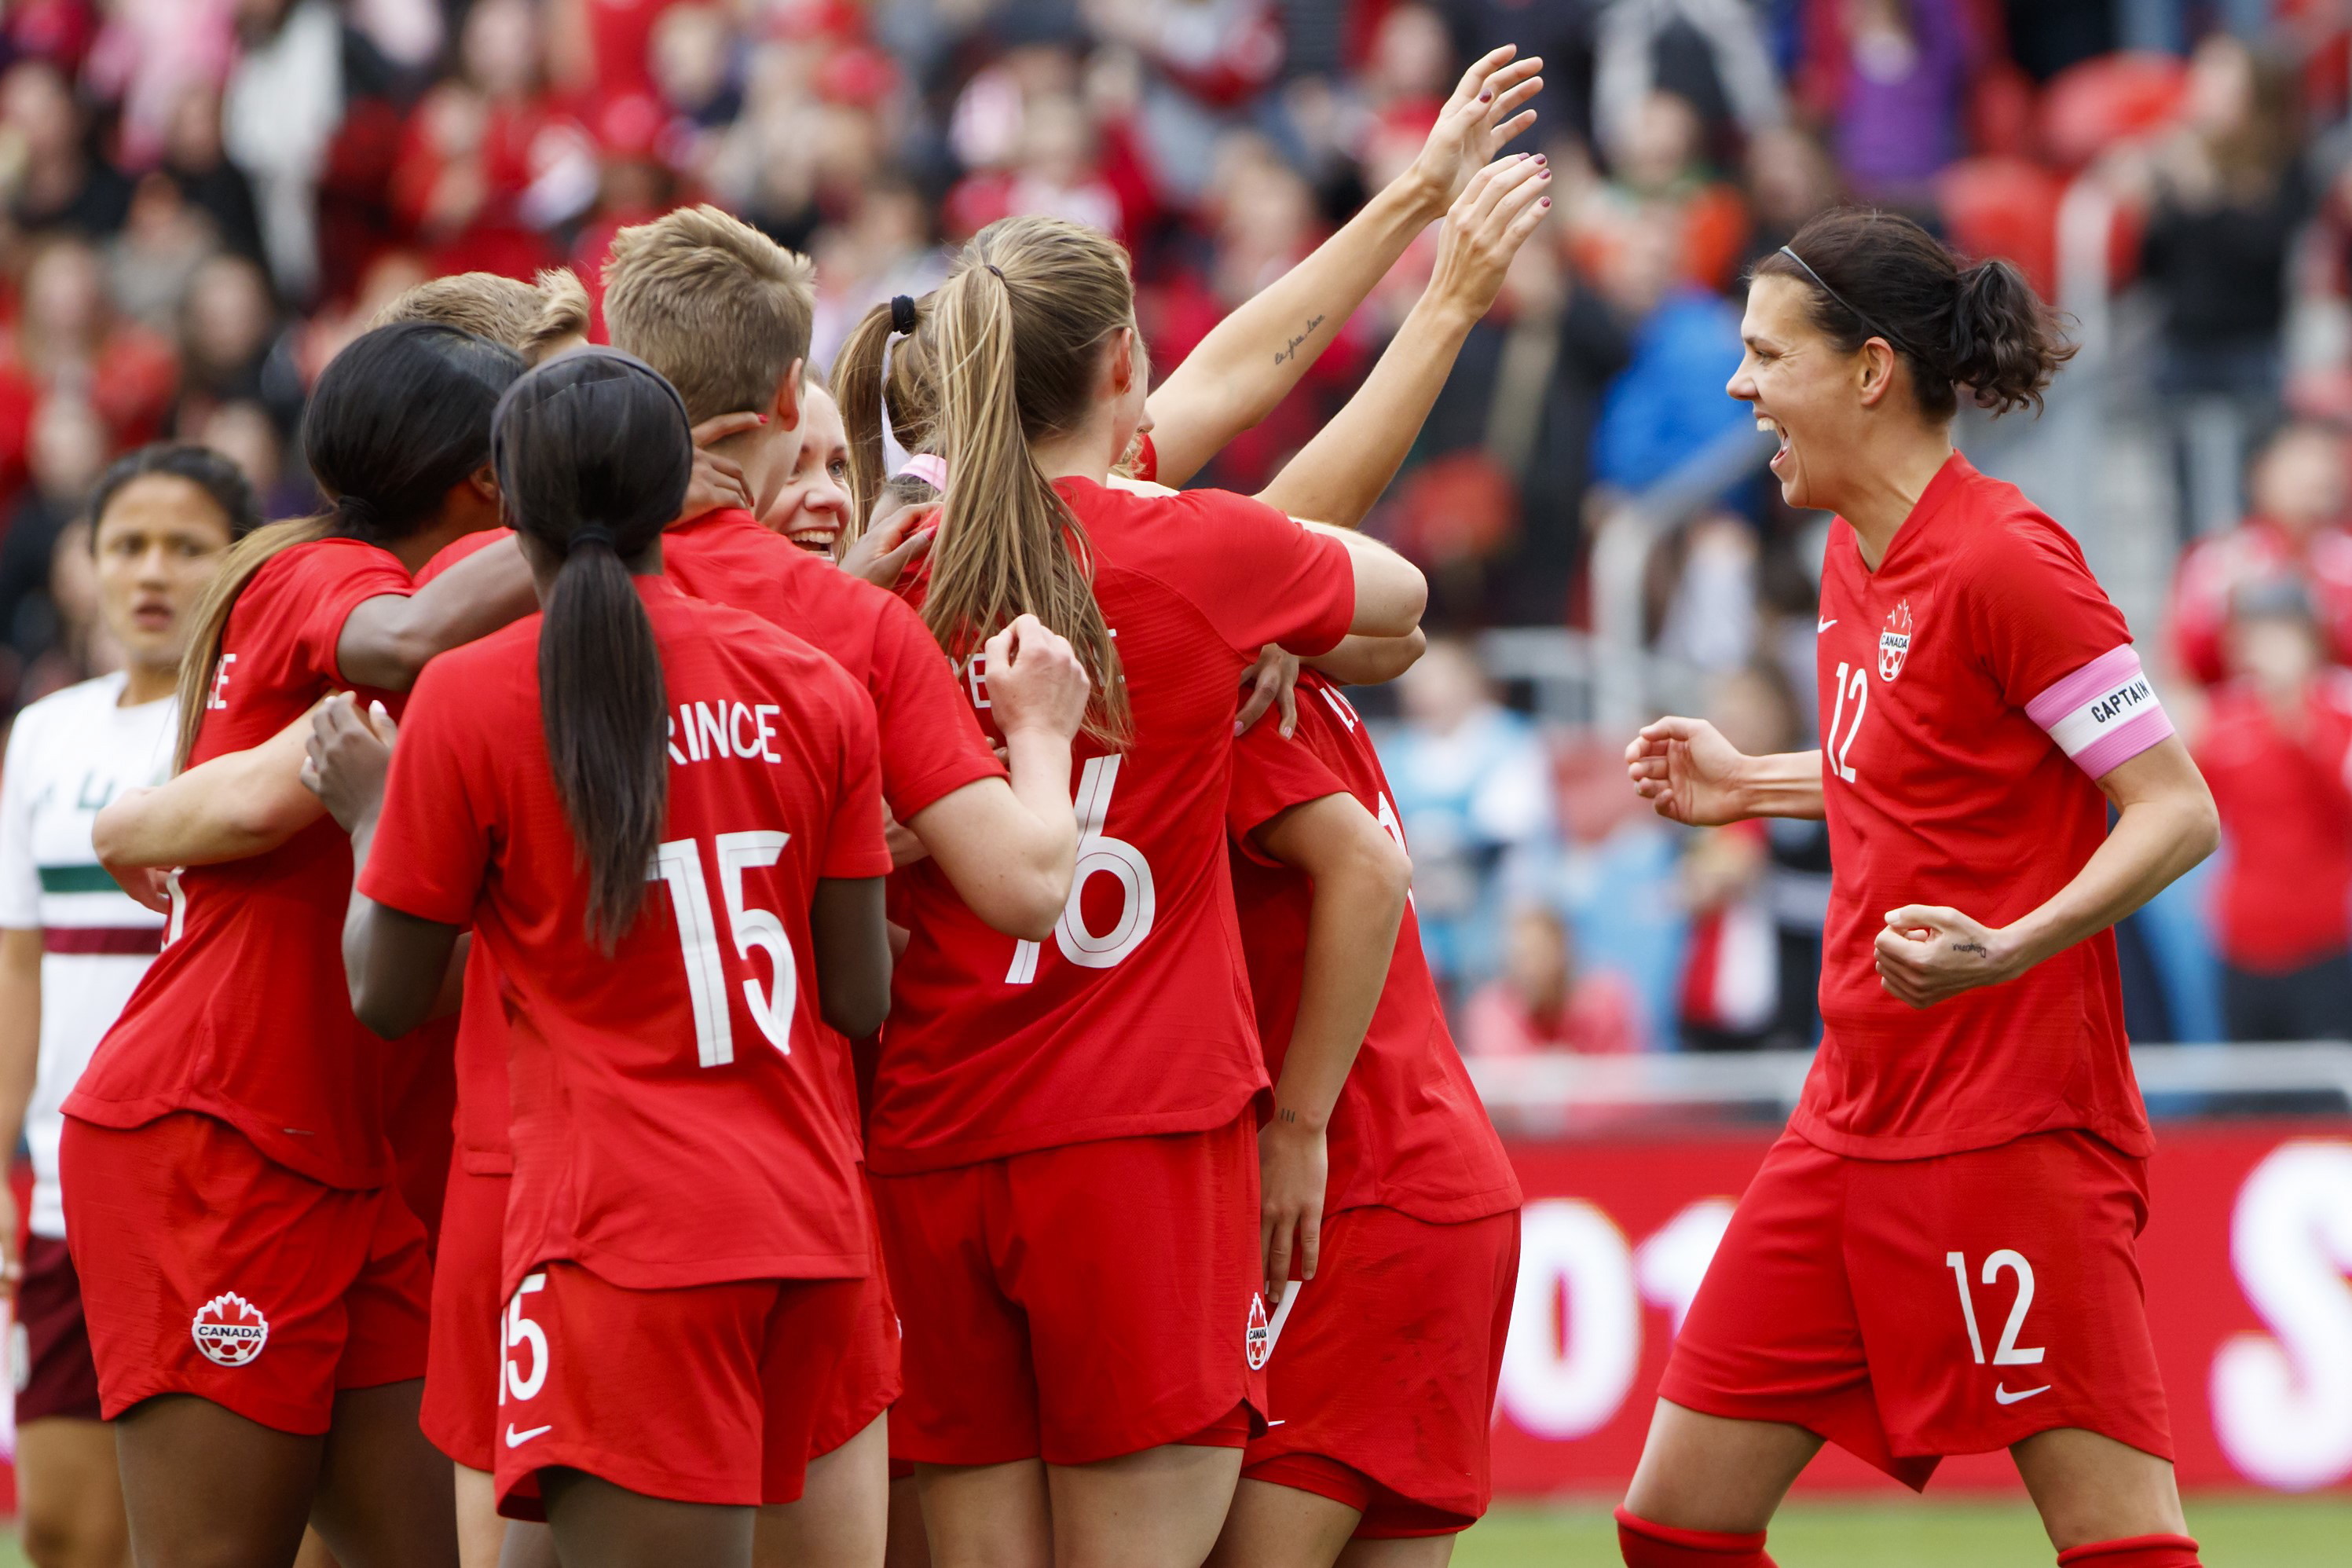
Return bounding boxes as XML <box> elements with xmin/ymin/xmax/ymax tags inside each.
<box><xmin>904</xmin><ymin>616</ymin><xmax>1088</xmax><ymax>940</ymax></box>
<box><xmin>335</xmin><ymin>533</ymin><xmax>540</xmax><ymax>693</ymax></box>
<box><xmin>1143</xmin><ymin>46</ymin><xmax>1543</xmax><ymax>487</ymax></box>
<box><xmin>1248</xmin><ymin>790</ymin><xmax>1412</xmax><ymax>1295</ymax></box>
<box><xmin>1256</xmin><ymin>155</ymin><xmax>1552</xmax><ymax>529</ymax></box>
<box><xmin>1625</xmin><ymin>715</ymin><xmax>1825</xmax><ymax>824</ymax></box>
<box><xmin>1871</xmin><ymin>737</ymin><xmax>2218</xmax><ymax>1009</ymax></box>
<box><xmin>94</xmin><ymin>710</ymin><xmax>321</xmax><ymax>885</ymax></box>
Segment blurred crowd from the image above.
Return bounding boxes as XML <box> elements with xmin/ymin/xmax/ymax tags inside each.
<box><xmin>0</xmin><ymin>0</ymin><xmax>2345</xmax><ymax>1047</ymax></box>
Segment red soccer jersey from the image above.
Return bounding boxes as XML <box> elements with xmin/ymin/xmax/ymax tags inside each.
<box><xmin>868</xmin><ymin>479</ymin><xmax>1356</xmax><ymax>1173</ymax></box>
<box><xmin>1804</xmin><ymin>454</ymin><xmax>2168</xmax><ymax>1160</ymax></box>
<box><xmin>68</xmin><ymin>538</ymin><xmax>413</xmax><ymax>1187</ymax></box>
<box><xmin>359</xmin><ymin>577</ymin><xmax>891</xmax><ymax>1295</ymax></box>
<box><xmin>665</xmin><ymin>508</ymin><xmax>1006</xmax><ymax>820</ymax></box>
<box><xmin>1225</xmin><ymin>673</ymin><xmax>1520</xmax><ymax>1224</ymax></box>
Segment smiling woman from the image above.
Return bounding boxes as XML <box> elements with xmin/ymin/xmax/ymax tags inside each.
<box><xmin>1616</xmin><ymin>209</ymin><xmax>2224</xmax><ymax>1568</ymax></box>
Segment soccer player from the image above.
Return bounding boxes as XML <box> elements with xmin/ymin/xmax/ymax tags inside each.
<box><xmin>60</xmin><ymin>321</ymin><xmax>537</xmax><ymax>1568</ymax></box>
<box><xmin>324</xmin><ymin>348</ymin><xmax>920</xmax><ymax>1566</ymax></box>
<box><xmin>1618</xmin><ymin>210</ymin><xmax>2221</xmax><ymax>1568</ymax></box>
<box><xmin>762</xmin><ymin>372</ymin><xmax>854</xmax><ymax>556</ymax></box>
<box><xmin>834</xmin><ymin>214</ymin><xmax>1427</xmax><ymax>1568</ymax></box>
<box><xmin>1212</xmin><ymin>669</ymin><xmax>1522</xmax><ymax>1566</ymax></box>
<box><xmin>0</xmin><ymin>445</ymin><xmax>258</xmax><ymax>1568</ymax></box>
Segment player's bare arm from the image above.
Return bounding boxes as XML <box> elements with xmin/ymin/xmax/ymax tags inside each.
<box><xmin>0</xmin><ymin>925</ymin><xmax>38</xmax><ymax>1295</ymax></box>
<box><xmin>1248</xmin><ymin>792</ymin><xmax>1412</xmax><ymax>1299</ymax></box>
<box><xmin>1873</xmin><ymin>737</ymin><xmax>2218</xmax><ymax>1009</ymax></box>
<box><xmin>810</xmin><ymin>877</ymin><xmax>892</xmax><ymax>1039</ymax></box>
<box><xmin>905</xmin><ymin>614</ymin><xmax>1088</xmax><ymax>940</ymax></box>
<box><xmin>1142</xmin><ymin>45</ymin><xmax>1542</xmax><ymax>487</ymax></box>
<box><xmin>1254</xmin><ymin>155</ymin><xmax>1552</xmax><ymax>531</ymax></box>
<box><xmin>336</xmin><ymin>531</ymin><xmax>540</xmax><ymax>693</ymax></box>
<box><xmin>1625</xmin><ymin>716</ymin><xmax>1826</xmax><ymax>826</ymax></box>
<box><xmin>93</xmin><ymin>707</ymin><xmax>323</xmax><ymax>907</ymax></box>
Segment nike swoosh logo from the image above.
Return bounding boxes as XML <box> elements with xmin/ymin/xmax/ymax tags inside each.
<box><xmin>505</xmin><ymin>1423</ymin><xmax>553</xmax><ymax>1446</ymax></box>
<box><xmin>1995</xmin><ymin>1383</ymin><xmax>2050</xmax><ymax>1405</ymax></box>
<box><xmin>1817</xmin><ymin>617</ymin><xmax>1837</xmax><ymax>632</ymax></box>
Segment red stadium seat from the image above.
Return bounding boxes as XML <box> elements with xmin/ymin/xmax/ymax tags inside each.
<box><xmin>2039</xmin><ymin>52</ymin><xmax>2190</xmax><ymax>170</ymax></box>
<box><xmin>1938</xmin><ymin>156</ymin><xmax>2063</xmax><ymax>299</ymax></box>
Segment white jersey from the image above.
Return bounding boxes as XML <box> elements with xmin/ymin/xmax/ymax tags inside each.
<box><xmin>0</xmin><ymin>673</ymin><xmax>172</xmax><ymax>1238</ymax></box>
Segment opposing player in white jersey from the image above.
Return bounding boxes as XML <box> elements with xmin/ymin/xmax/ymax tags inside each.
<box><xmin>0</xmin><ymin>444</ymin><xmax>260</xmax><ymax>1568</ymax></box>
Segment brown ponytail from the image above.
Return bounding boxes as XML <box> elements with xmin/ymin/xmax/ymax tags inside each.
<box><xmin>1756</xmin><ymin>207</ymin><xmax>2076</xmax><ymax>419</ymax></box>
<box><xmin>911</xmin><ymin>218</ymin><xmax>1131</xmax><ymax>744</ymax></box>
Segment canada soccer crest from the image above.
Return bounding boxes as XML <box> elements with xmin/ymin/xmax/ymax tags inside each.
<box><xmin>1878</xmin><ymin>599</ymin><xmax>1913</xmax><ymax>682</ymax></box>
<box><xmin>1245</xmin><ymin>1293</ymin><xmax>1271</xmax><ymax>1370</ymax></box>
<box><xmin>191</xmin><ymin>1291</ymin><xmax>269</xmax><ymax>1367</ymax></box>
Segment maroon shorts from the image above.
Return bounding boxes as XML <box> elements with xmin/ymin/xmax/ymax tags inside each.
<box><xmin>421</xmin><ymin>1155</ymin><xmax>506</xmax><ymax>1472</ymax></box>
<box><xmin>1241</xmin><ymin>1204</ymin><xmax>1519</xmax><ymax>1537</ymax></box>
<box><xmin>60</xmin><ymin>1112</ymin><xmax>432</xmax><ymax>1434</ymax></box>
<box><xmin>871</xmin><ymin>1114</ymin><xmax>1266</xmax><ymax>1467</ymax></box>
<box><xmin>1661</xmin><ymin>1126</ymin><xmax>2174</xmax><ymax>1489</ymax></box>
<box><xmin>13</xmin><ymin>1233</ymin><xmax>101</xmax><ymax>1424</ymax></box>
<box><xmin>493</xmin><ymin>1261</ymin><xmax>862</xmax><ymax>1516</ymax></box>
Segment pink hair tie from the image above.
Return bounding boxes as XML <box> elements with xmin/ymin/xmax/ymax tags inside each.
<box><xmin>896</xmin><ymin>454</ymin><xmax>947</xmax><ymax>489</ymax></box>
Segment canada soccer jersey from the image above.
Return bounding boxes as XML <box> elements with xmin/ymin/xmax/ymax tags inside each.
<box><xmin>358</xmin><ymin>577</ymin><xmax>889</xmax><ymax>1296</ymax></box>
<box><xmin>868</xmin><ymin>479</ymin><xmax>1356</xmax><ymax>1172</ymax></box>
<box><xmin>1225</xmin><ymin>673</ymin><xmax>1519</xmax><ymax>1223</ymax></box>
<box><xmin>66</xmin><ymin>538</ymin><xmax>414</xmax><ymax>1188</ymax></box>
<box><xmin>1804</xmin><ymin>453</ymin><xmax>2165</xmax><ymax>1160</ymax></box>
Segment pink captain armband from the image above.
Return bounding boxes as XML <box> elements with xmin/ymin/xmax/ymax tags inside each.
<box><xmin>2024</xmin><ymin>645</ymin><xmax>2175</xmax><ymax>779</ymax></box>
<box><xmin>895</xmin><ymin>453</ymin><xmax>947</xmax><ymax>490</ymax></box>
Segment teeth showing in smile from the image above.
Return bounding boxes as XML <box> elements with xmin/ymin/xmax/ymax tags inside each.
<box><xmin>1756</xmin><ymin>415</ymin><xmax>1790</xmax><ymax>456</ymax></box>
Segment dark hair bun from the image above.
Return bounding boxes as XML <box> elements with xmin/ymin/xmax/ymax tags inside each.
<box><xmin>1948</xmin><ymin>258</ymin><xmax>2070</xmax><ymax>416</ymax></box>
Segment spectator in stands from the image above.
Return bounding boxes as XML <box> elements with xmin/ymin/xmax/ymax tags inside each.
<box><xmin>1381</xmin><ymin>637</ymin><xmax>1558</xmax><ymax>998</ymax></box>
<box><xmin>1738</xmin><ymin>124</ymin><xmax>1842</xmax><ymax>264</ymax></box>
<box><xmin>8</xmin><ymin>237</ymin><xmax>178</xmax><ymax>452</ymax></box>
<box><xmin>1591</xmin><ymin>0</ymin><xmax>1785</xmax><ymax>165</ymax></box>
<box><xmin>2112</xmin><ymin>34</ymin><xmax>2308</xmax><ymax>534</ymax></box>
<box><xmin>1674</xmin><ymin>664</ymin><xmax>1804</xmax><ymax>1050</ymax></box>
<box><xmin>1815</xmin><ymin>0</ymin><xmax>1976</xmax><ymax>209</ymax></box>
<box><xmin>1588</xmin><ymin>203</ymin><xmax>1749</xmax><ymax>494</ymax></box>
<box><xmin>1</xmin><ymin>58</ymin><xmax>133</xmax><ymax>238</ymax></box>
<box><xmin>1461</xmin><ymin>903</ymin><xmax>1637</xmax><ymax>1056</ymax></box>
<box><xmin>2168</xmin><ymin>419</ymin><xmax>2352</xmax><ymax>687</ymax></box>
<box><xmin>105</xmin><ymin>173</ymin><xmax>222</xmax><ymax>337</ymax></box>
<box><xmin>0</xmin><ymin>396</ymin><xmax>107</xmax><ymax>709</ymax></box>
<box><xmin>2191</xmin><ymin>576</ymin><xmax>2352</xmax><ymax>1042</ymax></box>
<box><xmin>158</xmin><ymin>80</ymin><xmax>266</xmax><ymax>266</ymax></box>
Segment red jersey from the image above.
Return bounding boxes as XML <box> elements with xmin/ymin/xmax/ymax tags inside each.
<box><xmin>665</xmin><ymin>509</ymin><xmax>1006</xmax><ymax>820</ymax></box>
<box><xmin>869</xmin><ymin>479</ymin><xmax>1355</xmax><ymax>1173</ymax></box>
<box><xmin>2167</xmin><ymin>517</ymin><xmax>2352</xmax><ymax>685</ymax></box>
<box><xmin>2191</xmin><ymin>672</ymin><xmax>2352</xmax><ymax>973</ymax></box>
<box><xmin>359</xmin><ymin>577</ymin><xmax>890</xmax><ymax>1295</ymax></box>
<box><xmin>68</xmin><ymin>539</ymin><xmax>413</xmax><ymax>1187</ymax></box>
<box><xmin>1806</xmin><ymin>454</ymin><xmax>2169</xmax><ymax>1160</ymax></box>
<box><xmin>1225</xmin><ymin>673</ymin><xmax>1519</xmax><ymax>1224</ymax></box>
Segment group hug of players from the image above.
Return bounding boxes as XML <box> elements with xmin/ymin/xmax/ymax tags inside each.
<box><xmin>0</xmin><ymin>41</ymin><xmax>2230</xmax><ymax>1568</ymax></box>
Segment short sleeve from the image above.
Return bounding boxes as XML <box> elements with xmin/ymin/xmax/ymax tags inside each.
<box><xmin>1226</xmin><ymin>716</ymin><xmax>1350</xmax><ymax>867</ymax></box>
<box><xmin>284</xmin><ymin>541</ymin><xmax>415</xmax><ymax>688</ymax></box>
<box><xmin>866</xmin><ymin>591</ymin><xmax>1006</xmax><ymax>820</ymax></box>
<box><xmin>1159</xmin><ymin>489</ymin><xmax>1355</xmax><ymax>658</ymax></box>
<box><xmin>358</xmin><ymin>660</ymin><xmax>493</xmax><ymax>926</ymax></box>
<box><xmin>1971</xmin><ymin>518</ymin><xmax>2174</xmax><ymax>780</ymax></box>
<box><xmin>0</xmin><ymin>709</ymin><xmax>43</xmax><ymax>928</ymax></box>
<box><xmin>822</xmin><ymin>671</ymin><xmax>894</xmax><ymax>881</ymax></box>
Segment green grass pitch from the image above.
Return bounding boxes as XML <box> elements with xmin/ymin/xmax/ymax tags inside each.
<box><xmin>1453</xmin><ymin>1497</ymin><xmax>2352</xmax><ymax>1566</ymax></box>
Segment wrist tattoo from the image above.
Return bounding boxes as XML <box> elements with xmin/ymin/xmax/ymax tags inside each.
<box><xmin>1277</xmin><ymin>1108</ymin><xmax>1300</xmax><ymax>1124</ymax></box>
<box><xmin>1273</xmin><ymin>315</ymin><xmax>1327</xmax><ymax>365</ymax></box>
<box><xmin>1951</xmin><ymin>941</ymin><xmax>1987</xmax><ymax>955</ymax></box>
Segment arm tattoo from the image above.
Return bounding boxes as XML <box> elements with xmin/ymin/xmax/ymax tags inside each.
<box><xmin>1273</xmin><ymin>315</ymin><xmax>1328</xmax><ymax>365</ymax></box>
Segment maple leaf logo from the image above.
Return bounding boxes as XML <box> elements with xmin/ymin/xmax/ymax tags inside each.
<box><xmin>1879</xmin><ymin>599</ymin><xmax>1914</xmax><ymax>682</ymax></box>
<box><xmin>1245</xmin><ymin>1293</ymin><xmax>1271</xmax><ymax>1371</ymax></box>
<box><xmin>190</xmin><ymin>1291</ymin><xmax>269</xmax><ymax>1367</ymax></box>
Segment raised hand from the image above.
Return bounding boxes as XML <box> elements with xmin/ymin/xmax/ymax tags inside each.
<box><xmin>1236</xmin><ymin>644</ymin><xmax>1300</xmax><ymax>738</ymax></box>
<box><xmin>678</xmin><ymin>412</ymin><xmax>762</xmax><ymax>521</ymax></box>
<box><xmin>1427</xmin><ymin>153</ymin><xmax>1553</xmax><ymax>321</ymax></box>
<box><xmin>1409</xmin><ymin>45</ymin><xmax>1544</xmax><ymax>214</ymax></box>
<box><xmin>841</xmin><ymin>497</ymin><xmax>937</xmax><ymax>589</ymax></box>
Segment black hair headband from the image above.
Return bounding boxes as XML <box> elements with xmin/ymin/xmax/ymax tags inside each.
<box><xmin>1777</xmin><ymin>246</ymin><xmax>1918</xmax><ymax>361</ymax></box>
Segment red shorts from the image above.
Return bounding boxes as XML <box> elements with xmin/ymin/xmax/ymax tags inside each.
<box><xmin>493</xmin><ymin>1260</ymin><xmax>862</xmax><ymax>1516</ymax></box>
<box><xmin>421</xmin><ymin>1156</ymin><xmax>506</xmax><ymax>1472</ymax></box>
<box><xmin>871</xmin><ymin>1114</ymin><xmax>1266</xmax><ymax>1467</ymax></box>
<box><xmin>13</xmin><ymin>1233</ymin><xmax>102</xmax><ymax>1424</ymax></box>
<box><xmin>60</xmin><ymin>1112</ymin><xmax>432</xmax><ymax>1434</ymax></box>
<box><xmin>806</xmin><ymin>1181</ymin><xmax>903</xmax><ymax>1460</ymax></box>
<box><xmin>1242</xmin><ymin>1205</ymin><xmax>1519</xmax><ymax>1537</ymax></box>
<box><xmin>1661</xmin><ymin>1127</ymin><xmax>2174</xmax><ymax>1489</ymax></box>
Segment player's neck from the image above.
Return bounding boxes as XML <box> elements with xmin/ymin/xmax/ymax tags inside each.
<box><xmin>1030</xmin><ymin>416</ymin><xmax>1123</xmax><ymax>486</ymax></box>
<box><xmin>717</xmin><ymin>424</ymin><xmax>798</xmax><ymax>520</ymax></box>
<box><xmin>1842</xmin><ymin>428</ymin><xmax>1957</xmax><ymax>571</ymax></box>
<box><xmin>120</xmin><ymin>661</ymin><xmax>176</xmax><ymax>707</ymax></box>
